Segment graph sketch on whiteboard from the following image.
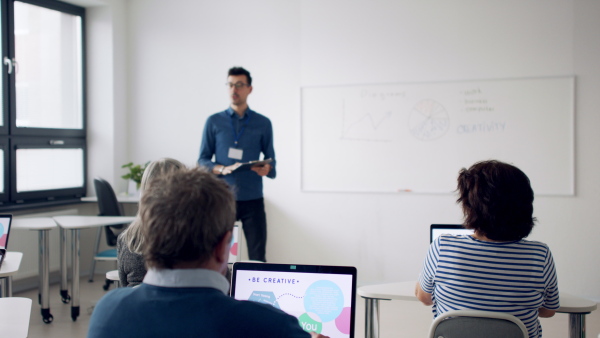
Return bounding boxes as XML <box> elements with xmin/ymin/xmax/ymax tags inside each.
<box><xmin>340</xmin><ymin>99</ymin><xmax>397</xmax><ymax>142</ymax></box>
<box><xmin>408</xmin><ymin>99</ymin><xmax>450</xmax><ymax>141</ymax></box>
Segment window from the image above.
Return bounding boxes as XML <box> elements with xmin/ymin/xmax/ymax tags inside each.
<box><xmin>1</xmin><ymin>0</ymin><xmax>86</xmax><ymax>209</ymax></box>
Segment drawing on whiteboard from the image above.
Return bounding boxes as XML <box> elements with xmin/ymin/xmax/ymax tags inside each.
<box><xmin>340</xmin><ymin>99</ymin><xmax>396</xmax><ymax>142</ymax></box>
<box><xmin>408</xmin><ymin>99</ymin><xmax>450</xmax><ymax>141</ymax></box>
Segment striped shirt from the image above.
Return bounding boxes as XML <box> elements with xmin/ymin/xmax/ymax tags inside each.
<box><xmin>419</xmin><ymin>235</ymin><xmax>559</xmax><ymax>338</ymax></box>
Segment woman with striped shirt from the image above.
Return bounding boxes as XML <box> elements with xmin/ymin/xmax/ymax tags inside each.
<box><xmin>416</xmin><ymin>160</ymin><xmax>559</xmax><ymax>338</ymax></box>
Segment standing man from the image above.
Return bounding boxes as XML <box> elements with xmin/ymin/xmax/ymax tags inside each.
<box><xmin>198</xmin><ymin>67</ymin><xmax>275</xmax><ymax>262</ymax></box>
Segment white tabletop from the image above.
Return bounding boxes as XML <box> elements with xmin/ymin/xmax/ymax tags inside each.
<box><xmin>0</xmin><ymin>297</ymin><xmax>32</xmax><ymax>337</ymax></box>
<box><xmin>12</xmin><ymin>217</ymin><xmax>57</xmax><ymax>231</ymax></box>
<box><xmin>557</xmin><ymin>293</ymin><xmax>598</xmax><ymax>313</ymax></box>
<box><xmin>358</xmin><ymin>281</ymin><xmax>598</xmax><ymax>314</ymax></box>
<box><xmin>81</xmin><ymin>195</ymin><xmax>140</xmax><ymax>203</ymax></box>
<box><xmin>53</xmin><ymin>215</ymin><xmax>136</xmax><ymax>229</ymax></box>
<box><xmin>0</xmin><ymin>252</ymin><xmax>23</xmax><ymax>277</ymax></box>
<box><xmin>358</xmin><ymin>281</ymin><xmax>419</xmax><ymax>302</ymax></box>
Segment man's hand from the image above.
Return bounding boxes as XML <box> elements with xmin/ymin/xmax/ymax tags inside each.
<box><xmin>309</xmin><ymin>332</ymin><xmax>330</xmax><ymax>338</ymax></box>
<box><xmin>251</xmin><ymin>163</ymin><xmax>271</xmax><ymax>176</ymax></box>
<box><xmin>215</xmin><ymin>163</ymin><xmax>241</xmax><ymax>176</ymax></box>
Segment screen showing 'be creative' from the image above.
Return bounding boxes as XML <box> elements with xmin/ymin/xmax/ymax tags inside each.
<box><xmin>233</xmin><ymin>270</ymin><xmax>354</xmax><ymax>337</ymax></box>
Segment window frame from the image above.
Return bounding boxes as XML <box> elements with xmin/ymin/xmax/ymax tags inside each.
<box><xmin>0</xmin><ymin>0</ymin><xmax>86</xmax><ymax>210</ymax></box>
<box><xmin>9</xmin><ymin>136</ymin><xmax>86</xmax><ymax>202</ymax></box>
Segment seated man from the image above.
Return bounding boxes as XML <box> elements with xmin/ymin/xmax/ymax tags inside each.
<box><xmin>415</xmin><ymin>160</ymin><xmax>559</xmax><ymax>338</ymax></box>
<box><xmin>88</xmin><ymin>167</ymin><xmax>326</xmax><ymax>338</ymax></box>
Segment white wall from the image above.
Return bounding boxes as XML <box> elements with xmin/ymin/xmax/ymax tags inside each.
<box><xmin>13</xmin><ymin>0</ymin><xmax>597</xmax><ymax>300</ymax></box>
<box><xmin>119</xmin><ymin>0</ymin><xmax>600</xmax><ymax>300</ymax></box>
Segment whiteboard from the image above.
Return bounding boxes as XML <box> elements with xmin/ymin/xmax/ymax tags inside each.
<box><xmin>301</xmin><ymin>77</ymin><xmax>575</xmax><ymax>195</ymax></box>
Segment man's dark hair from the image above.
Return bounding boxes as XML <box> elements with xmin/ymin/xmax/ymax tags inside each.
<box><xmin>228</xmin><ymin>67</ymin><xmax>252</xmax><ymax>86</ymax></box>
<box><xmin>456</xmin><ymin>160</ymin><xmax>536</xmax><ymax>241</ymax></box>
<box><xmin>140</xmin><ymin>167</ymin><xmax>236</xmax><ymax>269</ymax></box>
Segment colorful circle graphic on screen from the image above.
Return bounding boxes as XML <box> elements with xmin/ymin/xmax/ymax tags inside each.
<box><xmin>298</xmin><ymin>312</ymin><xmax>322</xmax><ymax>333</ymax></box>
<box><xmin>0</xmin><ymin>223</ymin><xmax>5</xmax><ymax>247</ymax></box>
<box><xmin>230</xmin><ymin>242</ymin><xmax>238</xmax><ymax>256</ymax></box>
<box><xmin>335</xmin><ymin>306</ymin><xmax>352</xmax><ymax>334</ymax></box>
<box><xmin>303</xmin><ymin>280</ymin><xmax>344</xmax><ymax>322</ymax></box>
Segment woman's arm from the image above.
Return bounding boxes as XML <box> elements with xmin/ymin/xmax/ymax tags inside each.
<box><xmin>538</xmin><ymin>308</ymin><xmax>556</xmax><ymax>318</ymax></box>
<box><xmin>415</xmin><ymin>282</ymin><xmax>433</xmax><ymax>306</ymax></box>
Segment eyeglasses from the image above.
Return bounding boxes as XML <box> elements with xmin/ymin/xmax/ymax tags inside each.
<box><xmin>226</xmin><ymin>82</ymin><xmax>249</xmax><ymax>89</ymax></box>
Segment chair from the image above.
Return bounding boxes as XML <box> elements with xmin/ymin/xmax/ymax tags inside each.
<box><xmin>105</xmin><ymin>270</ymin><xmax>121</xmax><ymax>288</ymax></box>
<box><xmin>428</xmin><ymin>310</ymin><xmax>528</xmax><ymax>338</ymax></box>
<box><xmin>89</xmin><ymin>178</ymin><xmax>130</xmax><ymax>287</ymax></box>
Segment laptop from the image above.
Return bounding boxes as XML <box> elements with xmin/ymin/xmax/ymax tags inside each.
<box><xmin>430</xmin><ymin>224</ymin><xmax>474</xmax><ymax>243</ymax></box>
<box><xmin>228</xmin><ymin>224</ymin><xmax>241</xmax><ymax>264</ymax></box>
<box><xmin>231</xmin><ymin>262</ymin><xmax>357</xmax><ymax>338</ymax></box>
<box><xmin>0</xmin><ymin>214</ymin><xmax>13</xmax><ymax>269</ymax></box>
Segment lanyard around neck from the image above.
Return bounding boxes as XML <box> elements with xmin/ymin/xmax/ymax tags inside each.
<box><xmin>230</xmin><ymin>111</ymin><xmax>252</xmax><ymax>147</ymax></box>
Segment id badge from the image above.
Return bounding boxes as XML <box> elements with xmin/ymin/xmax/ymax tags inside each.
<box><xmin>228</xmin><ymin>147</ymin><xmax>243</xmax><ymax>160</ymax></box>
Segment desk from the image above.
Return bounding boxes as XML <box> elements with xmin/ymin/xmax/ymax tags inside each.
<box><xmin>0</xmin><ymin>252</ymin><xmax>23</xmax><ymax>297</ymax></box>
<box><xmin>81</xmin><ymin>195</ymin><xmax>140</xmax><ymax>203</ymax></box>
<box><xmin>557</xmin><ymin>293</ymin><xmax>598</xmax><ymax>338</ymax></box>
<box><xmin>358</xmin><ymin>281</ymin><xmax>598</xmax><ymax>338</ymax></box>
<box><xmin>53</xmin><ymin>216</ymin><xmax>135</xmax><ymax>321</ymax></box>
<box><xmin>0</xmin><ymin>297</ymin><xmax>32</xmax><ymax>337</ymax></box>
<box><xmin>13</xmin><ymin>217</ymin><xmax>57</xmax><ymax>323</ymax></box>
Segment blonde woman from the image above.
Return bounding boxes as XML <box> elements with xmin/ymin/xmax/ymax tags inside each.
<box><xmin>117</xmin><ymin>158</ymin><xmax>185</xmax><ymax>287</ymax></box>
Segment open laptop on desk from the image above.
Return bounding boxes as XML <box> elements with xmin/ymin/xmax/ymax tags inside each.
<box><xmin>430</xmin><ymin>224</ymin><xmax>474</xmax><ymax>243</ymax></box>
<box><xmin>0</xmin><ymin>214</ymin><xmax>13</xmax><ymax>269</ymax></box>
<box><xmin>228</xmin><ymin>224</ymin><xmax>240</xmax><ymax>264</ymax></box>
<box><xmin>231</xmin><ymin>262</ymin><xmax>357</xmax><ymax>338</ymax></box>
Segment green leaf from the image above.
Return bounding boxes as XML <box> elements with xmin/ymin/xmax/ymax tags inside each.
<box><xmin>121</xmin><ymin>161</ymin><xmax>149</xmax><ymax>185</ymax></box>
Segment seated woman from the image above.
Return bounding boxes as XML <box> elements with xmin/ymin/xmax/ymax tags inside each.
<box><xmin>416</xmin><ymin>160</ymin><xmax>559</xmax><ymax>338</ymax></box>
<box><xmin>117</xmin><ymin>158</ymin><xmax>185</xmax><ymax>287</ymax></box>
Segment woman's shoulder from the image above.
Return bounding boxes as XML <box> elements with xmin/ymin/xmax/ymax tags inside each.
<box><xmin>515</xmin><ymin>238</ymin><xmax>552</xmax><ymax>251</ymax></box>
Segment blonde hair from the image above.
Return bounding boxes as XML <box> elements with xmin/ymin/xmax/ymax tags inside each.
<box><xmin>121</xmin><ymin>158</ymin><xmax>185</xmax><ymax>254</ymax></box>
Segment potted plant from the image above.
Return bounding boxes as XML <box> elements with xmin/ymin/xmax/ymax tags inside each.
<box><xmin>121</xmin><ymin>161</ymin><xmax>149</xmax><ymax>195</ymax></box>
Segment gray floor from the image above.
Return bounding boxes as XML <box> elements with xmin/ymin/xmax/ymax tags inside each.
<box><xmin>14</xmin><ymin>276</ymin><xmax>600</xmax><ymax>338</ymax></box>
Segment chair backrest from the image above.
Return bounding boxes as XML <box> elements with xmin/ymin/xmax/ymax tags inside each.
<box><xmin>94</xmin><ymin>178</ymin><xmax>123</xmax><ymax>217</ymax></box>
<box><xmin>428</xmin><ymin>310</ymin><xmax>528</xmax><ymax>338</ymax></box>
<box><xmin>93</xmin><ymin>177</ymin><xmax>125</xmax><ymax>246</ymax></box>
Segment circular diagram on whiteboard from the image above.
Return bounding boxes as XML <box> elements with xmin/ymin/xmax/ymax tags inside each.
<box><xmin>408</xmin><ymin>99</ymin><xmax>450</xmax><ymax>141</ymax></box>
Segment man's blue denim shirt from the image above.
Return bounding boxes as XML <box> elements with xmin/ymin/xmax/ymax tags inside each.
<box><xmin>198</xmin><ymin>107</ymin><xmax>276</xmax><ymax>201</ymax></box>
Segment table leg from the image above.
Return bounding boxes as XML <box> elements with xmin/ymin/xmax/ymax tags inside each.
<box><xmin>38</xmin><ymin>234</ymin><xmax>42</xmax><ymax>305</ymax></box>
<box><xmin>363</xmin><ymin>297</ymin><xmax>383</xmax><ymax>338</ymax></box>
<box><xmin>59</xmin><ymin>227</ymin><xmax>70</xmax><ymax>304</ymax></box>
<box><xmin>88</xmin><ymin>227</ymin><xmax>103</xmax><ymax>282</ymax></box>
<box><xmin>568</xmin><ymin>313</ymin><xmax>589</xmax><ymax>338</ymax></box>
<box><xmin>6</xmin><ymin>276</ymin><xmax>12</xmax><ymax>297</ymax></box>
<box><xmin>39</xmin><ymin>230</ymin><xmax>53</xmax><ymax>323</ymax></box>
<box><xmin>71</xmin><ymin>229</ymin><xmax>80</xmax><ymax>321</ymax></box>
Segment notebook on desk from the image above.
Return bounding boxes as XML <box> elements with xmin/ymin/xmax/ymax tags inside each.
<box><xmin>230</xmin><ymin>262</ymin><xmax>357</xmax><ymax>338</ymax></box>
<box><xmin>430</xmin><ymin>224</ymin><xmax>474</xmax><ymax>243</ymax></box>
<box><xmin>0</xmin><ymin>214</ymin><xmax>13</xmax><ymax>269</ymax></box>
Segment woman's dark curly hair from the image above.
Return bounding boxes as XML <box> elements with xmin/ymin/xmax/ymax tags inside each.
<box><xmin>457</xmin><ymin>160</ymin><xmax>536</xmax><ymax>241</ymax></box>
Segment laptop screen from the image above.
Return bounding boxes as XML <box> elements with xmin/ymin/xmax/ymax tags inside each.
<box><xmin>231</xmin><ymin>262</ymin><xmax>357</xmax><ymax>338</ymax></box>
<box><xmin>0</xmin><ymin>215</ymin><xmax>12</xmax><ymax>249</ymax></box>
<box><xmin>228</xmin><ymin>225</ymin><xmax>240</xmax><ymax>264</ymax></box>
<box><xmin>430</xmin><ymin>224</ymin><xmax>474</xmax><ymax>243</ymax></box>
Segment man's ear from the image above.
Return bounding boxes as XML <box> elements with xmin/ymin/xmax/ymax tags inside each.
<box><xmin>214</xmin><ymin>230</ymin><xmax>233</xmax><ymax>264</ymax></box>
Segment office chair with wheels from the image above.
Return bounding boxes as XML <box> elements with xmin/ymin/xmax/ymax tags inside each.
<box><xmin>428</xmin><ymin>310</ymin><xmax>529</xmax><ymax>338</ymax></box>
<box><xmin>90</xmin><ymin>178</ymin><xmax>131</xmax><ymax>288</ymax></box>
